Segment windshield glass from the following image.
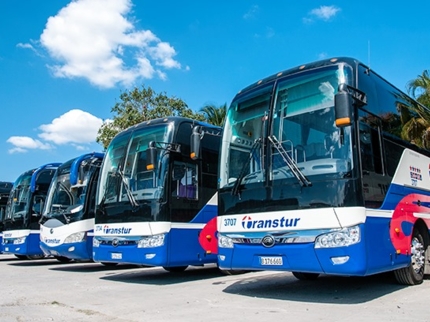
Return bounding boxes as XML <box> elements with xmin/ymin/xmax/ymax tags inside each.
<box><xmin>220</xmin><ymin>64</ymin><xmax>353</xmax><ymax>189</ymax></box>
<box><xmin>271</xmin><ymin>65</ymin><xmax>353</xmax><ymax>182</ymax></box>
<box><xmin>97</xmin><ymin>124</ymin><xmax>171</xmax><ymax>206</ymax></box>
<box><xmin>43</xmin><ymin>157</ymin><xmax>98</xmax><ymax>220</ymax></box>
<box><xmin>5</xmin><ymin>172</ymin><xmax>32</xmax><ymax>221</ymax></box>
<box><xmin>219</xmin><ymin>85</ymin><xmax>271</xmax><ymax>188</ymax></box>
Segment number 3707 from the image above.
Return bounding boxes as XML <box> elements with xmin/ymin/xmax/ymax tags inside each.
<box><xmin>223</xmin><ymin>218</ymin><xmax>237</xmax><ymax>226</ymax></box>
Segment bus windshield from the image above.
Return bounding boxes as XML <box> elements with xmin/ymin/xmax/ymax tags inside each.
<box><xmin>43</xmin><ymin>157</ymin><xmax>99</xmax><ymax>222</ymax></box>
<box><xmin>97</xmin><ymin>124</ymin><xmax>172</xmax><ymax>207</ymax></box>
<box><xmin>5</xmin><ymin>172</ymin><xmax>32</xmax><ymax>222</ymax></box>
<box><xmin>220</xmin><ymin>65</ymin><xmax>353</xmax><ymax>189</ymax></box>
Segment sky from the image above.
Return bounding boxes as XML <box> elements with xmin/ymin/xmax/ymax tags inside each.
<box><xmin>1</xmin><ymin>0</ymin><xmax>429</xmax><ymax>183</ymax></box>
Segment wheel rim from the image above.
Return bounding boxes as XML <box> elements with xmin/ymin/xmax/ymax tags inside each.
<box><xmin>411</xmin><ymin>236</ymin><xmax>425</xmax><ymax>273</ymax></box>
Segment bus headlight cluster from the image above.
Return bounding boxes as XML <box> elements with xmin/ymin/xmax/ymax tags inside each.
<box><xmin>64</xmin><ymin>232</ymin><xmax>86</xmax><ymax>244</ymax></box>
<box><xmin>218</xmin><ymin>234</ymin><xmax>234</xmax><ymax>248</ymax></box>
<box><xmin>137</xmin><ymin>234</ymin><xmax>165</xmax><ymax>248</ymax></box>
<box><xmin>13</xmin><ymin>237</ymin><xmax>26</xmax><ymax>245</ymax></box>
<box><xmin>315</xmin><ymin>225</ymin><xmax>360</xmax><ymax>248</ymax></box>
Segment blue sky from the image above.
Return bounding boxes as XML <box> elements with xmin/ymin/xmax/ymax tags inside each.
<box><xmin>1</xmin><ymin>1</ymin><xmax>429</xmax><ymax>182</ymax></box>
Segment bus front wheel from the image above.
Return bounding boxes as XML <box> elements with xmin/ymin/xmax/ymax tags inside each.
<box><xmin>163</xmin><ymin>266</ymin><xmax>188</xmax><ymax>273</ymax></box>
<box><xmin>54</xmin><ymin>256</ymin><xmax>72</xmax><ymax>263</ymax></box>
<box><xmin>394</xmin><ymin>227</ymin><xmax>426</xmax><ymax>285</ymax></box>
<box><xmin>292</xmin><ymin>272</ymin><xmax>320</xmax><ymax>280</ymax></box>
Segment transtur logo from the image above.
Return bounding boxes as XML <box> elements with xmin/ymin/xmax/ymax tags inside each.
<box><xmin>102</xmin><ymin>225</ymin><xmax>132</xmax><ymax>234</ymax></box>
<box><xmin>241</xmin><ymin>216</ymin><xmax>301</xmax><ymax>229</ymax></box>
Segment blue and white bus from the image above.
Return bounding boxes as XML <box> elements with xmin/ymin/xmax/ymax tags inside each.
<box><xmin>217</xmin><ymin>57</ymin><xmax>430</xmax><ymax>285</ymax></box>
<box><xmin>0</xmin><ymin>181</ymin><xmax>13</xmax><ymax>250</ymax></box>
<box><xmin>93</xmin><ymin>117</ymin><xmax>220</xmax><ymax>271</ymax></box>
<box><xmin>2</xmin><ymin>163</ymin><xmax>60</xmax><ymax>259</ymax></box>
<box><xmin>39</xmin><ymin>152</ymin><xmax>104</xmax><ymax>262</ymax></box>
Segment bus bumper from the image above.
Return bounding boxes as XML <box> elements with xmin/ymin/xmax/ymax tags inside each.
<box><xmin>218</xmin><ymin>241</ymin><xmax>368</xmax><ymax>276</ymax></box>
<box><xmin>40</xmin><ymin>238</ymin><xmax>93</xmax><ymax>261</ymax></box>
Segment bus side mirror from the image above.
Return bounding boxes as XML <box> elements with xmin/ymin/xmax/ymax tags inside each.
<box><xmin>334</xmin><ymin>88</ymin><xmax>353</xmax><ymax>127</ymax></box>
<box><xmin>146</xmin><ymin>141</ymin><xmax>157</xmax><ymax>171</ymax></box>
<box><xmin>190</xmin><ymin>126</ymin><xmax>202</xmax><ymax>160</ymax></box>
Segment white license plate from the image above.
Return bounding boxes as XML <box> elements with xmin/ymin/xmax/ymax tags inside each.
<box><xmin>260</xmin><ymin>256</ymin><xmax>283</xmax><ymax>266</ymax></box>
<box><xmin>111</xmin><ymin>253</ymin><xmax>122</xmax><ymax>259</ymax></box>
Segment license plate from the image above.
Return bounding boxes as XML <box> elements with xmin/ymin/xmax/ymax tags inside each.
<box><xmin>260</xmin><ymin>256</ymin><xmax>283</xmax><ymax>266</ymax></box>
<box><xmin>111</xmin><ymin>253</ymin><xmax>122</xmax><ymax>259</ymax></box>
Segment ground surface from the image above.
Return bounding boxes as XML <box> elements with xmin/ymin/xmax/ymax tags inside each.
<box><xmin>0</xmin><ymin>254</ymin><xmax>428</xmax><ymax>321</ymax></box>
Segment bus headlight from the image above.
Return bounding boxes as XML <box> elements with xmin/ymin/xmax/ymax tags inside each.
<box><xmin>315</xmin><ymin>225</ymin><xmax>360</xmax><ymax>248</ymax></box>
<box><xmin>218</xmin><ymin>234</ymin><xmax>234</xmax><ymax>248</ymax></box>
<box><xmin>64</xmin><ymin>232</ymin><xmax>86</xmax><ymax>244</ymax></box>
<box><xmin>137</xmin><ymin>234</ymin><xmax>165</xmax><ymax>248</ymax></box>
<box><xmin>13</xmin><ymin>237</ymin><xmax>26</xmax><ymax>245</ymax></box>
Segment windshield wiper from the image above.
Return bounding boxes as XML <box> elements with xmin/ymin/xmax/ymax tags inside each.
<box><xmin>232</xmin><ymin>138</ymin><xmax>262</xmax><ymax>196</ymax></box>
<box><xmin>117</xmin><ymin>167</ymin><xmax>140</xmax><ymax>210</ymax></box>
<box><xmin>268</xmin><ymin>135</ymin><xmax>311</xmax><ymax>187</ymax></box>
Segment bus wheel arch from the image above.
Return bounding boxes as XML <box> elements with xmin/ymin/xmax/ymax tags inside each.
<box><xmin>394</xmin><ymin>220</ymin><xmax>428</xmax><ymax>285</ymax></box>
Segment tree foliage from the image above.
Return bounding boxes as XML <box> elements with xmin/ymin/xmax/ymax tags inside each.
<box><xmin>96</xmin><ymin>86</ymin><xmax>205</xmax><ymax>149</ymax></box>
<box><xmin>199</xmin><ymin>103</ymin><xmax>227</xmax><ymax>126</ymax></box>
<box><xmin>407</xmin><ymin>70</ymin><xmax>430</xmax><ymax>107</ymax></box>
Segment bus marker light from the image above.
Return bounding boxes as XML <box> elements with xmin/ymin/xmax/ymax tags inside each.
<box><xmin>206</xmin><ymin>235</ymin><xmax>212</xmax><ymax>241</ymax></box>
<box><xmin>190</xmin><ymin>152</ymin><xmax>196</xmax><ymax>159</ymax></box>
<box><xmin>145</xmin><ymin>254</ymin><xmax>156</xmax><ymax>259</ymax></box>
<box><xmin>206</xmin><ymin>250</ymin><xmax>212</xmax><ymax>254</ymax></box>
<box><xmin>335</xmin><ymin>117</ymin><xmax>351</xmax><ymax>126</ymax></box>
<box><xmin>396</xmin><ymin>249</ymin><xmax>401</xmax><ymax>254</ymax></box>
<box><xmin>394</xmin><ymin>228</ymin><xmax>400</xmax><ymax>234</ymax></box>
<box><xmin>146</xmin><ymin>164</ymin><xmax>154</xmax><ymax>171</ymax></box>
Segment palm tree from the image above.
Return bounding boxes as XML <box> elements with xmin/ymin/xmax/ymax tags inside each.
<box><xmin>407</xmin><ymin>70</ymin><xmax>430</xmax><ymax>107</ymax></box>
<box><xmin>200</xmin><ymin>103</ymin><xmax>227</xmax><ymax>126</ymax></box>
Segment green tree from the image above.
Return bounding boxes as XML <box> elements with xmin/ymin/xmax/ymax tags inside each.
<box><xmin>407</xmin><ymin>70</ymin><xmax>430</xmax><ymax>107</ymax></box>
<box><xmin>96</xmin><ymin>86</ymin><xmax>205</xmax><ymax>149</ymax></box>
<box><xmin>200</xmin><ymin>103</ymin><xmax>227</xmax><ymax>126</ymax></box>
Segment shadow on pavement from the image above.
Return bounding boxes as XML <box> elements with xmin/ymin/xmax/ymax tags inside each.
<box><xmin>99</xmin><ymin>264</ymin><xmax>225</xmax><ymax>285</ymax></box>
<box><xmin>221</xmin><ymin>271</ymin><xmax>409</xmax><ymax>304</ymax></box>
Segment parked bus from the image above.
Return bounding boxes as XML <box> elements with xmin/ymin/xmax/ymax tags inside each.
<box><xmin>93</xmin><ymin>117</ymin><xmax>220</xmax><ymax>271</ymax></box>
<box><xmin>216</xmin><ymin>57</ymin><xmax>430</xmax><ymax>285</ymax></box>
<box><xmin>0</xmin><ymin>181</ymin><xmax>13</xmax><ymax>250</ymax></box>
<box><xmin>39</xmin><ymin>152</ymin><xmax>104</xmax><ymax>262</ymax></box>
<box><xmin>2</xmin><ymin>163</ymin><xmax>60</xmax><ymax>259</ymax></box>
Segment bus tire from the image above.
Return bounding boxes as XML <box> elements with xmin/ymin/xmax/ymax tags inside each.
<box><xmin>394</xmin><ymin>227</ymin><xmax>426</xmax><ymax>285</ymax></box>
<box><xmin>14</xmin><ymin>254</ymin><xmax>28</xmax><ymax>260</ymax></box>
<box><xmin>219</xmin><ymin>269</ymin><xmax>248</xmax><ymax>275</ymax></box>
<box><xmin>54</xmin><ymin>256</ymin><xmax>72</xmax><ymax>263</ymax></box>
<box><xmin>292</xmin><ymin>272</ymin><xmax>320</xmax><ymax>280</ymax></box>
<box><xmin>27</xmin><ymin>254</ymin><xmax>45</xmax><ymax>260</ymax></box>
<box><xmin>163</xmin><ymin>266</ymin><xmax>188</xmax><ymax>273</ymax></box>
<box><xmin>101</xmin><ymin>262</ymin><xmax>118</xmax><ymax>267</ymax></box>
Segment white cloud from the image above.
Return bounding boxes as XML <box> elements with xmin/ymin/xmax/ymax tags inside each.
<box><xmin>304</xmin><ymin>5</ymin><xmax>341</xmax><ymax>23</ymax></box>
<box><xmin>243</xmin><ymin>5</ymin><xmax>259</xmax><ymax>20</ymax></box>
<box><xmin>7</xmin><ymin>109</ymin><xmax>103</xmax><ymax>154</ymax></box>
<box><xmin>39</xmin><ymin>0</ymin><xmax>181</xmax><ymax>88</ymax></box>
<box><xmin>38</xmin><ymin>109</ymin><xmax>103</xmax><ymax>145</ymax></box>
<box><xmin>7</xmin><ymin>137</ymin><xmax>53</xmax><ymax>154</ymax></box>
